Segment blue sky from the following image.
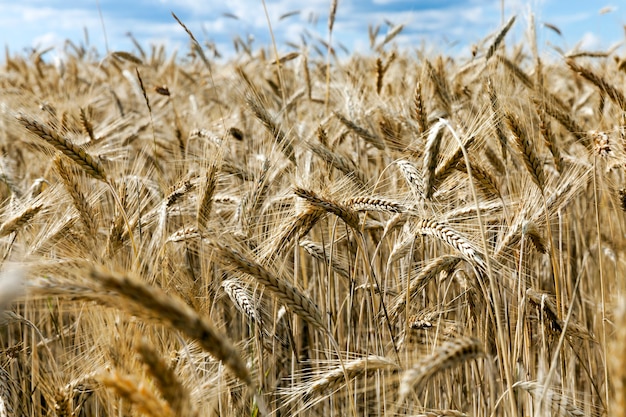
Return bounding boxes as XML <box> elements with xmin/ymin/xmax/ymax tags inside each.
<box><xmin>1</xmin><ymin>1</ymin><xmax>624</xmax><ymax>61</ymax></box>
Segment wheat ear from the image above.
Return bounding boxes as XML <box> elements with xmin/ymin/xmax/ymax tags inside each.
<box><xmin>334</xmin><ymin>111</ymin><xmax>385</xmax><ymax>150</ymax></box>
<box><xmin>294</xmin><ymin>187</ymin><xmax>361</xmax><ymax>231</ymax></box>
<box><xmin>485</xmin><ymin>16</ymin><xmax>516</xmax><ymax>61</ymax></box>
<box><xmin>396</xmin><ymin>159</ymin><xmax>425</xmax><ymax>201</ymax></box>
<box><xmin>416</xmin><ymin>218</ymin><xmax>485</xmax><ymax>269</ymax></box>
<box><xmin>456</xmin><ymin>158</ymin><xmax>502</xmax><ymax>199</ymax></box>
<box><xmin>137</xmin><ymin>341</ymin><xmax>196</xmax><ymax>417</ymax></box>
<box><xmin>211</xmin><ymin>241</ymin><xmax>328</xmax><ymax>333</ymax></box>
<box><xmin>89</xmin><ymin>268</ymin><xmax>254</xmax><ymax>390</ymax></box>
<box><xmin>423</xmin><ymin>120</ymin><xmax>446</xmax><ymax>199</ymax></box>
<box><xmin>98</xmin><ymin>371</ymin><xmax>174</xmax><ymax>417</ymax></box>
<box><xmin>222</xmin><ymin>278</ymin><xmax>264</xmax><ymax>329</ymax></box>
<box><xmin>54</xmin><ymin>157</ymin><xmax>98</xmax><ymax>236</ymax></box>
<box><xmin>0</xmin><ymin>204</ymin><xmax>44</xmax><ymax>238</ymax></box>
<box><xmin>389</xmin><ymin>255</ymin><xmax>462</xmax><ymax>319</ymax></box>
<box><xmin>17</xmin><ymin>115</ymin><xmax>107</xmax><ymax>182</ymax></box>
<box><xmin>398</xmin><ymin>337</ymin><xmax>483</xmax><ymax>403</ymax></box>
<box><xmin>300</xmin><ymin>240</ymin><xmax>351</xmax><ymax>280</ymax></box>
<box><xmin>514</xmin><ymin>381</ymin><xmax>585</xmax><ymax>417</ymax></box>
<box><xmin>305</xmin><ymin>355</ymin><xmax>399</xmax><ymax>399</ymax></box>
<box><xmin>413</xmin><ymin>80</ymin><xmax>429</xmax><ymax>134</ymax></box>
<box><xmin>197</xmin><ymin>159</ymin><xmax>219</xmax><ymax>231</ymax></box>
<box><xmin>345</xmin><ymin>196</ymin><xmax>407</xmax><ymax>214</ymax></box>
<box><xmin>566</xmin><ymin>58</ymin><xmax>626</xmax><ymax>111</ymax></box>
<box><xmin>434</xmin><ymin>136</ymin><xmax>476</xmax><ymax>187</ymax></box>
<box><xmin>505</xmin><ymin>113</ymin><xmax>546</xmax><ymax>190</ymax></box>
<box><xmin>246</xmin><ymin>93</ymin><xmax>296</xmax><ymax>164</ymax></box>
<box><xmin>308</xmin><ymin>141</ymin><xmax>368</xmax><ymax>187</ymax></box>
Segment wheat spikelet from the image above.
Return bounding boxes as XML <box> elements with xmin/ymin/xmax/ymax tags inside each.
<box><xmin>423</xmin><ymin>120</ymin><xmax>446</xmax><ymax>199</ymax></box>
<box><xmin>413</xmin><ymin>81</ymin><xmax>429</xmax><ymax>134</ymax></box>
<box><xmin>137</xmin><ymin>341</ymin><xmax>196</xmax><ymax>417</ymax></box>
<box><xmin>334</xmin><ymin>111</ymin><xmax>385</xmax><ymax>150</ymax></box>
<box><xmin>17</xmin><ymin>115</ymin><xmax>107</xmax><ymax>181</ymax></box>
<box><xmin>89</xmin><ymin>268</ymin><xmax>254</xmax><ymax>390</ymax></box>
<box><xmin>294</xmin><ymin>187</ymin><xmax>361</xmax><ymax>231</ymax></box>
<box><xmin>197</xmin><ymin>159</ymin><xmax>219</xmax><ymax>231</ymax></box>
<box><xmin>300</xmin><ymin>240</ymin><xmax>351</xmax><ymax>280</ymax></box>
<box><xmin>506</xmin><ymin>113</ymin><xmax>546</xmax><ymax>190</ymax></box>
<box><xmin>308</xmin><ymin>141</ymin><xmax>368</xmax><ymax>187</ymax></box>
<box><xmin>99</xmin><ymin>371</ymin><xmax>174</xmax><ymax>417</ymax></box>
<box><xmin>211</xmin><ymin>241</ymin><xmax>328</xmax><ymax>332</ymax></box>
<box><xmin>399</xmin><ymin>337</ymin><xmax>483</xmax><ymax>403</ymax></box>
<box><xmin>514</xmin><ymin>381</ymin><xmax>585</xmax><ymax>417</ymax></box>
<box><xmin>389</xmin><ymin>255</ymin><xmax>462</xmax><ymax>319</ymax></box>
<box><xmin>0</xmin><ymin>204</ymin><xmax>44</xmax><ymax>238</ymax></box>
<box><xmin>485</xmin><ymin>16</ymin><xmax>516</xmax><ymax>61</ymax></box>
<box><xmin>305</xmin><ymin>355</ymin><xmax>398</xmax><ymax>399</ymax></box>
<box><xmin>54</xmin><ymin>157</ymin><xmax>98</xmax><ymax>237</ymax></box>
<box><xmin>566</xmin><ymin>58</ymin><xmax>626</xmax><ymax>111</ymax></box>
<box><xmin>396</xmin><ymin>159</ymin><xmax>425</xmax><ymax>201</ymax></box>
<box><xmin>415</xmin><ymin>218</ymin><xmax>485</xmax><ymax>269</ymax></box>
<box><xmin>222</xmin><ymin>278</ymin><xmax>264</xmax><ymax>328</ymax></box>
<box><xmin>345</xmin><ymin>196</ymin><xmax>406</xmax><ymax>214</ymax></box>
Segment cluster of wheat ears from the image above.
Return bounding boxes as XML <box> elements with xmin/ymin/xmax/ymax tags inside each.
<box><xmin>0</xmin><ymin>6</ymin><xmax>625</xmax><ymax>417</ymax></box>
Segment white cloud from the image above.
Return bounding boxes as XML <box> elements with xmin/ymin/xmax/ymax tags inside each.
<box><xmin>578</xmin><ymin>31</ymin><xmax>602</xmax><ymax>50</ymax></box>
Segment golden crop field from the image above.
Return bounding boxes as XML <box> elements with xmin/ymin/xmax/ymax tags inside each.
<box><xmin>0</xmin><ymin>9</ymin><xmax>624</xmax><ymax>417</ymax></box>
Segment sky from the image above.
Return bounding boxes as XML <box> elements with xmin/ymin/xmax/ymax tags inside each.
<box><xmin>0</xmin><ymin>1</ymin><xmax>624</xmax><ymax>62</ymax></box>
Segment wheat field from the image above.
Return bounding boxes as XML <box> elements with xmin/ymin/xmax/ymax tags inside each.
<box><xmin>0</xmin><ymin>10</ymin><xmax>624</xmax><ymax>417</ymax></box>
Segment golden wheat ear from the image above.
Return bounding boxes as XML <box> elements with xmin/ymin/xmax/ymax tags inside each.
<box><xmin>17</xmin><ymin>114</ymin><xmax>107</xmax><ymax>182</ymax></box>
<box><xmin>398</xmin><ymin>337</ymin><xmax>484</xmax><ymax>404</ymax></box>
